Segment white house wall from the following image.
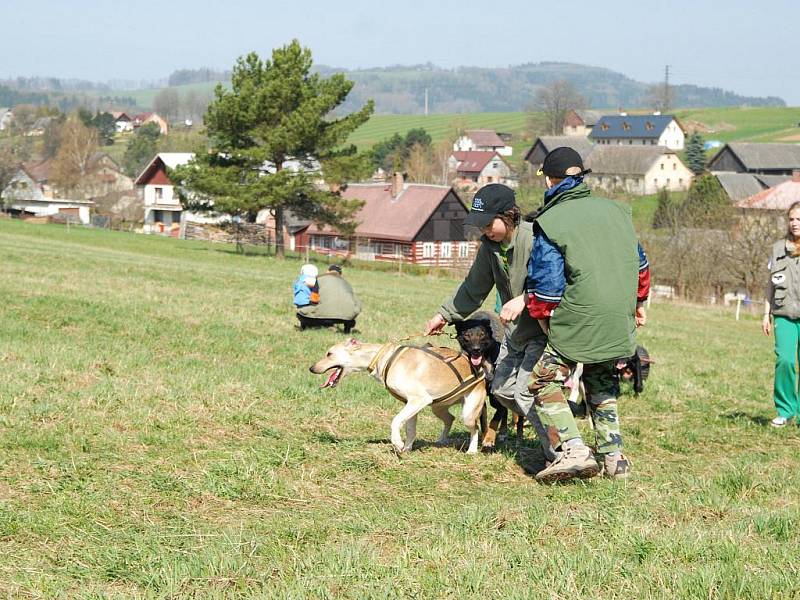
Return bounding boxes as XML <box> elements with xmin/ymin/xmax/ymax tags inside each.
<box><xmin>658</xmin><ymin>120</ymin><xmax>685</xmax><ymax>150</ymax></box>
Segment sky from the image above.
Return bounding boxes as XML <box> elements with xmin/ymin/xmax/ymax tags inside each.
<box><xmin>2</xmin><ymin>0</ymin><xmax>798</xmax><ymax>104</ymax></box>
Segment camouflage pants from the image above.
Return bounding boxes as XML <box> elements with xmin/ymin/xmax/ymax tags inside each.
<box><xmin>527</xmin><ymin>346</ymin><xmax>623</xmax><ymax>455</ymax></box>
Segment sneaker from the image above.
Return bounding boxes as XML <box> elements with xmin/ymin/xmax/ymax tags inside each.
<box><xmin>535</xmin><ymin>444</ymin><xmax>600</xmax><ymax>483</ymax></box>
<box><xmin>603</xmin><ymin>453</ymin><xmax>631</xmax><ymax>479</ymax></box>
<box><xmin>771</xmin><ymin>416</ymin><xmax>789</xmax><ymax>428</ymax></box>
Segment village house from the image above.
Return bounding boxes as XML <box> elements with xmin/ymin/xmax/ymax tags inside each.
<box><xmin>590</xmin><ymin>114</ymin><xmax>685</xmax><ymax>150</ymax></box>
<box><xmin>563</xmin><ymin>109</ymin><xmax>602</xmax><ymax>137</ymax></box>
<box><xmin>584</xmin><ymin>146</ymin><xmax>693</xmax><ymax>195</ymax></box>
<box><xmin>134</xmin><ymin>153</ymin><xmax>194</xmax><ymax>234</ymax></box>
<box><xmin>736</xmin><ymin>170</ymin><xmax>800</xmax><ymax>210</ymax></box>
<box><xmin>1</xmin><ymin>161</ymin><xmax>93</xmax><ymax>224</ymax></box>
<box><xmin>447</xmin><ymin>151</ymin><xmax>513</xmax><ymax>188</ymax></box>
<box><xmin>707</xmin><ymin>143</ymin><xmax>800</xmax><ymax>176</ymax></box>
<box><xmin>25</xmin><ymin>116</ymin><xmax>54</xmax><ymax>137</ymax></box>
<box><xmin>301</xmin><ymin>174</ymin><xmax>476</xmax><ymax>266</ymax></box>
<box><xmin>453</xmin><ymin>129</ymin><xmax>512</xmax><ymax>156</ymax></box>
<box><xmin>132</xmin><ymin>112</ymin><xmax>169</xmax><ymax>135</ymax></box>
<box><xmin>524</xmin><ymin>136</ymin><xmax>594</xmax><ymax>176</ymax></box>
<box><xmin>111</xmin><ymin>111</ymin><xmax>133</xmax><ymax>133</ymax></box>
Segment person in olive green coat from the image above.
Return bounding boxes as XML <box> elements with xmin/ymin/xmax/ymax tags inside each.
<box><xmin>525</xmin><ymin>147</ymin><xmax>647</xmax><ymax>483</ymax></box>
<box><xmin>297</xmin><ymin>265</ymin><xmax>361</xmax><ymax>333</ymax></box>
<box><xmin>763</xmin><ymin>201</ymin><xmax>800</xmax><ymax>428</ymax></box>
<box><xmin>424</xmin><ymin>183</ymin><xmax>557</xmax><ymax>462</ymax></box>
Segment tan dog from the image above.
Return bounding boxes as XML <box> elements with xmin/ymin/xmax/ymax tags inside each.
<box><xmin>310</xmin><ymin>339</ymin><xmax>487</xmax><ymax>454</ymax></box>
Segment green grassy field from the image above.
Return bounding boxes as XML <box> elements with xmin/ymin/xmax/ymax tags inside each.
<box><xmin>676</xmin><ymin>106</ymin><xmax>800</xmax><ymax>143</ymax></box>
<box><xmin>1</xmin><ymin>219</ymin><xmax>798</xmax><ymax>598</ymax></box>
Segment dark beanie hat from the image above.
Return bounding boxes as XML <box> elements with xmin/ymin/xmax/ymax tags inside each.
<box><xmin>539</xmin><ymin>147</ymin><xmax>591</xmax><ymax>178</ymax></box>
<box><xmin>328</xmin><ymin>264</ymin><xmax>342</xmax><ymax>274</ymax></box>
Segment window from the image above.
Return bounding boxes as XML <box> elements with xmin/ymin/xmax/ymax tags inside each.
<box><xmin>155</xmin><ymin>187</ymin><xmax>163</xmax><ymax>201</ymax></box>
<box><xmin>440</xmin><ymin>242</ymin><xmax>452</xmax><ymax>259</ymax></box>
<box><xmin>422</xmin><ymin>243</ymin><xmax>435</xmax><ymax>258</ymax></box>
<box><xmin>458</xmin><ymin>242</ymin><xmax>470</xmax><ymax>258</ymax></box>
<box><xmin>679</xmin><ymin>178</ymin><xmax>684</xmax><ymax>185</ymax></box>
<box><xmin>666</xmin><ymin>178</ymin><xmax>670</xmax><ymax>185</ymax></box>
<box><xmin>673</xmin><ymin>163</ymin><xmax>677</xmax><ymax>170</ymax></box>
<box><xmin>660</xmin><ymin>163</ymin><xmax>664</xmax><ymax>170</ymax></box>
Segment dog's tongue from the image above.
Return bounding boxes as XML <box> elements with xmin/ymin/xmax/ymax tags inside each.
<box><xmin>470</xmin><ymin>356</ymin><xmax>483</xmax><ymax>367</ymax></box>
<box><xmin>321</xmin><ymin>368</ymin><xmax>342</xmax><ymax>388</ymax></box>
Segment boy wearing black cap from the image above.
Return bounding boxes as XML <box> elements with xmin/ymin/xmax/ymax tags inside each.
<box><xmin>424</xmin><ymin>183</ymin><xmax>557</xmax><ymax>463</ymax></box>
<box><xmin>525</xmin><ymin>147</ymin><xmax>650</xmax><ymax>482</ymax></box>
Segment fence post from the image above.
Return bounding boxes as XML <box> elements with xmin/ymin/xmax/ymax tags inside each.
<box><xmin>735</xmin><ymin>297</ymin><xmax>742</xmax><ymax>321</ymax></box>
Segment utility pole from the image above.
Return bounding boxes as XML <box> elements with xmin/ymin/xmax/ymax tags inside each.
<box><xmin>424</xmin><ymin>88</ymin><xmax>429</xmax><ymax>116</ymax></box>
<box><xmin>663</xmin><ymin>65</ymin><xmax>671</xmax><ymax>112</ymax></box>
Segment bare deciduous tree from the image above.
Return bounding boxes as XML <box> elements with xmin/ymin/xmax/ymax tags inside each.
<box><xmin>50</xmin><ymin>115</ymin><xmax>98</xmax><ymax>196</ymax></box>
<box><xmin>533</xmin><ymin>80</ymin><xmax>587</xmax><ymax>135</ymax></box>
<box><xmin>405</xmin><ymin>142</ymin><xmax>435</xmax><ymax>184</ymax></box>
<box><xmin>153</xmin><ymin>87</ymin><xmax>180</xmax><ymax>122</ymax></box>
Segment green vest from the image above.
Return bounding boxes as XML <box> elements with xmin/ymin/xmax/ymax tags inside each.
<box><xmin>769</xmin><ymin>239</ymin><xmax>800</xmax><ymax>320</ymax></box>
<box><xmin>536</xmin><ymin>183</ymin><xmax>638</xmax><ymax>363</ymax></box>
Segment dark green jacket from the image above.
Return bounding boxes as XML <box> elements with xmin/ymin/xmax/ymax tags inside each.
<box><xmin>439</xmin><ymin>221</ymin><xmax>544</xmax><ymax>348</ymax></box>
<box><xmin>536</xmin><ymin>182</ymin><xmax>638</xmax><ymax>363</ymax></box>
<box><xmin>298</xmin><ymin>273</ymin><xmax>361</xmax><ymax>320</ymax></box>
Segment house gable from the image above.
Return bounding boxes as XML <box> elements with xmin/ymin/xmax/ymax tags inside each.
<box><xmin>414</xmin><ymin>190</ymin><xmax>469</xmax><ymax>242</ymax></box>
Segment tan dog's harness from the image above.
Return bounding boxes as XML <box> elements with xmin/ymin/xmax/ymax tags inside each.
<box><xmin>367</xmin><ymin>343</ymin><xmax>485</xmax><ymax>405</ymax></box>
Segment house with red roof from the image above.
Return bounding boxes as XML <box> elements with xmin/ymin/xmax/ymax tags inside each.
<box><xmin>453</xmin><ymin>129</ymin><xmax>512</xmax><ymax>156</ymax></box>
<box><xmin>132</xmin><ymin>112</ymin><xmax>169</xmax><ymax>135</ymax></box>
<box><xmin>447</xmin><ymin>151</ymin><xmax>513</xmax><ymax>189</ymax></box>
<box><xmin>301</xmin><ymin>174</ymin><xmax>477</xmax><ymax>266</ymax></box>
<box><xmin>736</xmin><ymin>170</ymin><xmax>800</xmax><ymax>210</ymax></box>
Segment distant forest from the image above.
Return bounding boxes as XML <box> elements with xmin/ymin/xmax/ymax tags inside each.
<box><xmin>0</xmin><ymin>62</ymin><xmax>785</xmax><ymax>115</ymax></box>
<box><xmin>167</xmin><ymin>62</ymin><xmax>784</xmax><ymax>114</ymax></box>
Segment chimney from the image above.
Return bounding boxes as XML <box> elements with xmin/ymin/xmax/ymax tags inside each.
<box><xmin>391</xmin><ymin>172</ymin><xmax>405</xmax><ymax>197</ymax></box>
<box><xmin>793</xmin><ymin>169</ymin><xmax>800</xmax><ymax>183</ymax></box>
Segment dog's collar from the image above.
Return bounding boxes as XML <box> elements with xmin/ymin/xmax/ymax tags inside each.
<box><xmin>367</xmin><ymin>343</ymin><xmax>395</xmax><ymax>375</ymax></box>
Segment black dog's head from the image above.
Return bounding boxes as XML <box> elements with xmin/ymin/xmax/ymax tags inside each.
<box><xmin>454</xmin><ymin>312</ymin><xmax>502</xmax><ymax>371</ymax></box>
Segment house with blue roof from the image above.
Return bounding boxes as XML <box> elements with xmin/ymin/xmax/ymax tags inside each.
<box><xmin>590</xmin><ymin>113</ymin><xmax>685</xmax><ymax>151</ymax></box>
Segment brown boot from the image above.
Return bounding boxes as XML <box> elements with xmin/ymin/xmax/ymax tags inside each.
<box><xmin>602</xmin><ymin>453</ymin><xmax>631</xmax><ymax>479</ymax></box>
<box><xmin>535</xmin><ymin>444</ymin><xmax>600</xmax><ymax>483</ymax></box>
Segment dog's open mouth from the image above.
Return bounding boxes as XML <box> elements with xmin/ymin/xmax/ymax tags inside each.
<box><xmin>321</xmin><ymin>367</ymin><xmax>344</xmax><ymax>389</ymax></box>
<box><xmin>469</xmin><ymin>353</ymin><xmax>483</xmax><ymax>367</ymax></box>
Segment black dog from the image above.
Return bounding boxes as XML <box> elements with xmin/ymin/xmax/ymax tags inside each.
<box><xmin>454</xmin><ymin>312</ymin><xmax>522</xmax><ymax>450</ymax></box>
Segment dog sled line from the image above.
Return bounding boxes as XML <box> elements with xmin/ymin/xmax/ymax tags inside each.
<box><xmin>310</xmin><ymin>333</ymin><xmax>652</xmax><ymax>456</ymax></box>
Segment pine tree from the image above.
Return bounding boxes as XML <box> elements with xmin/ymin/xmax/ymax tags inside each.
<box><xmin>685</xmin><ymin>132</ymin><xmax>706</xmax><ymax>175</ymax></box>
<box><xmin>172</xmin><ymin>41</ymin><xmax>374</xmax><ymax>257</ymax></box>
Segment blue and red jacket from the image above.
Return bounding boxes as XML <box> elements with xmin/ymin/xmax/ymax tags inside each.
<box><xmin>526</xmin><ymin>233</ymin><xmax>650</xmax><ymax>319</ymax></box>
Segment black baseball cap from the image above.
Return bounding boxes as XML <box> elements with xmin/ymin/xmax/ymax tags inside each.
<box><xmin>328</xmin><ymin>264</ymin><xmax>342</xmax><ymax>274</ymax></box>
<box><xmin>538</xmin><ymin>147</ymin><xmax>591</xmax><ymax>178</ymax></box>
<box><xmin>463</xmin><ymin>184</ymin><xmax>517</xmax><ymax>229</ymax></box>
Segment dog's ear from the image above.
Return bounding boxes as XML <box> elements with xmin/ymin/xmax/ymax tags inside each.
<box><xmin>346</xmin><ymin>338</ymin><xmax>360</xmax><ymax>348</ymax></box>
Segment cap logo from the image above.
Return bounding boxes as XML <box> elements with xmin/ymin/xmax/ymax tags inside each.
<box><xmin>471</xmin><ymin>197</ymin><xmax>484</xmax><ymax>211</ymax></box>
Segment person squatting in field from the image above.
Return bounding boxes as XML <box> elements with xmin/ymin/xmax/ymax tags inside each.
<box><xmin>524</xmin><ymin>147</ymin><xmax>650</xmax><ymax>483</ymax></box>
<box><xmin>424</xmin><ymin>183</ymin><xmax>558</xmax><ymax>464</ymax></box>
<box><xmin>763</xmin><ymin>201</ymin><xmax>800</xmax><ymax>428</ymax></box>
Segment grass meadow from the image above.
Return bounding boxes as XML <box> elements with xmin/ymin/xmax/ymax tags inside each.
<box><xmin>1</xmin><ymin>219</ymin><xmax>799</xmax><ymax>598</ymax></box>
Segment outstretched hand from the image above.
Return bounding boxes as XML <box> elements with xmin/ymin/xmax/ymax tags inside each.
<box><xmin>499</xmin><ymin>294</ymin><xmax>526</xmax><ymax>326</ymax></box>
<box><xmin>762</xmin><ymin>314</ymin><xmax>772</xmax><ymax>336</ymax></box>
<box><xmin>424</xmin><ymin>313</ymin><xmax>447</xmax><ymax>336</ymax></box>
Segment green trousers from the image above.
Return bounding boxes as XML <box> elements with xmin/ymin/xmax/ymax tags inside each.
<box><xmin>773</xmin><ymin>316</ymin><xmax>800</xmax><ymax>419</ymax></box>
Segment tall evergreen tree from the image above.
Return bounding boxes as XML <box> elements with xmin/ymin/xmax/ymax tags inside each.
<box><xmin>685</xmin><ymin>132</ymin><xmax>706</xmax><ymax>175</ymax></box>
<box><xmin>173</xmin><ymin>41</ymin><xmax>374</xmax><ymax>257</ymax></box>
